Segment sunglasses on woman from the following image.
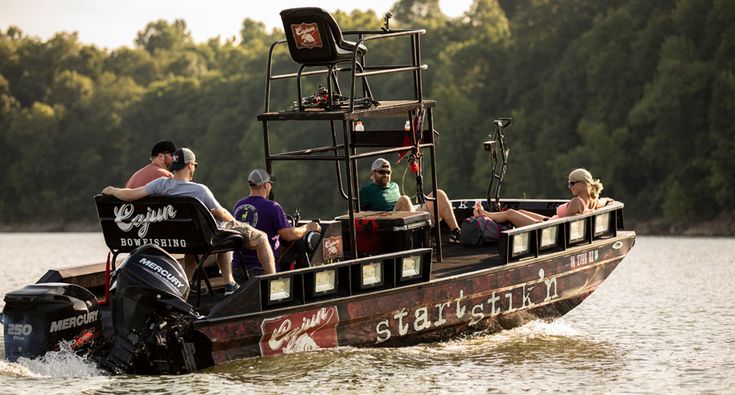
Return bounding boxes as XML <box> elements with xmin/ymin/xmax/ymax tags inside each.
<box><xmin>568</xmin><ymin>180</ymin><xmax>582</xmax><ymax>187</ymax></box>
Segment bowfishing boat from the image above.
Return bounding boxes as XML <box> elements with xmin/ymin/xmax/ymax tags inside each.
<box><xmin>2</xmin><ymin>8</ymin><xmax>635</xmax><ymax>375</ymax></box>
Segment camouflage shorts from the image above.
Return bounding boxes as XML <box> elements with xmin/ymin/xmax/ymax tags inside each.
<box><xmin>224</xmin><ymin>220</ymin><xmax>263</xmax><ymax>249</ymax></box>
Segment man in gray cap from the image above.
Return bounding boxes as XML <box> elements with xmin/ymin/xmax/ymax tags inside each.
<box><xmin>102</xmin><ymin>148</ymin><xmax>276</xmax><ymax>295</ymax></box>
<box><xmin>125</xmin><ymin>140</ymin><xmax>177</xmax><ymax>188</ymax></box>
<box><xmin>231</xmin><ymin>169</ymin><xmax>321</xmax><ymax>279</ymax></box>
<box><xmin>359</xmin><ymin>157</ymin><xmax>462</xmax><ymax>243</ymax></box>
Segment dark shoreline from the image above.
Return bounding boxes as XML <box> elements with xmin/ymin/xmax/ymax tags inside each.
<box><xmin>628</xmin><ymin>215</ymin><xmax>735</xmax><ymax>237</ymax></box>
<box><xmin>2</xmin><ymin>216</ymin><xmax>734</xmax><ymax>236</ymax></box>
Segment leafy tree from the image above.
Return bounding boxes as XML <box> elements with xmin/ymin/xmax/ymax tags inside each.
<box><xmin>0</xmin><ymin>0</ymin><xmax>733</xmax><ymax>230</ymax></box>
<box><xmin>135</xmin><ymin>19</ymin><xmax>194</xmax><ymax>53</ymax></box>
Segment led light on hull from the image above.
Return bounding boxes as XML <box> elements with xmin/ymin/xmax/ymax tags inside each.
<box><xmin>361</xmin><ymin>262</ymin><xmax>382</xmax><ymax>287</ymax></box>
<box><xmin>511</xmin><ymin>232</ymin><xmax>530</xmax><ymax>257</ymax></box>
<box><xmin>569</xmin><ymin>219</ymin><xmax>587</xmax><ymax>244</ymax></box>
<box><xmin>540</xmin><ymin>226</ymin><xmax>558</xmax><ymax>249</ymax></box>
<box><xmin>401</xmin><ymin>255</ymin><xmax>422</xmax><ymax>280</ymax></box>
<box><xmin>594</xmin><ymin>212</ymin><xmax>611</xmax><ymax>236</ymax></box>
<box><xmin>314</xmin><ymin>270</ymin><xmax>336</xmax><ymax>294</ymax></box>
<box><xmin>269</xmin><ymin>277</ymin><xmax>291</xmax><ymax>302</ymax></box>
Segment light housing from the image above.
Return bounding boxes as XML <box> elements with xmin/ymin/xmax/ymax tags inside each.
<box><xmin>268</xmin><ymin>277</ymin><xmax>292</xmax><ymax>302</ymax></box>
<box><xmin>400</xmin><ymin>255</ymin><xmax>422</xmax><ymax>280</ymax></box>
<box><xmin>314</xmin><ymin>269</ymin><xmax>336</xmax><ymax>295</ymax></box>
<box><xmin>361</xmin><ymin>262</ymin><xmax>383</xmax><ymax>288</ymax></box>
<box><xmin>594</xmin><ymin>212</ymin><xmax>611</xmax><ymax>237</ymax></box>
<box><xmin>540</xmin><ymin>226</ymin><xmax>558</xmax><ymax>250</ymax></box>
<box><xmin>568</xmin><ymin>219</ymin><xmax>587</xmax><ymax>244</ymax></box>
<box><xmin>511</xmin><ymin>232</ymin><xmax>530</xmax><ymax>257</ymax></box>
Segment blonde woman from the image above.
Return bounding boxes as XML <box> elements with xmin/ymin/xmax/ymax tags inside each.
<box><xmin>474</xmin><ymin>168</ymin><xmax>613</xmax><ymax>227</ymax></box>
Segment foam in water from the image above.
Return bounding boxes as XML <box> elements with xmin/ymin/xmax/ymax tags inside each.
<box><xmin>4</xmin><ymin>342</ymin><xmax>102</xmax><ymax>378</ymax></box>
<box><xmin>426</xmin><ymin>318</ymin><xmax>588</xmax><ymax>353</ymax></box>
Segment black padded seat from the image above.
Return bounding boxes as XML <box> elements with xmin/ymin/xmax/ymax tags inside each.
<box><xmin>95</xmin><ymin>194</ymin><xmax>243</xmax><ymax>256</ymax></box>
<box><xmin>280</xmin><ymin>7</ymin><xmax>367</xmax><ymax>66</ymax></box>
<box><xmin>95</xmin><ymin>194</ymin><xmax>245</xmax><ymax>301</ymax></box>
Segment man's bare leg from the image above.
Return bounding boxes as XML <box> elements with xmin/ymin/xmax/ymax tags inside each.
<box><xmin>216</xmin><ymin>251</ymin><xmax>234</xmax><ymax>284</ymax></box>
<box><xmin>183</xmin><ymin>254</ymin><xmax>196</xmax><ymax>280</ymax></box>
<box><xmin>424</xmin><ymin>190</ymin><xmax>460</xmax><ymax>230</ymax></box>
<box><xmin>255</xmin><ymin>236</ymin><xmax>276</xmax><ymax>274</ymax></box>
<box><xmin>393</xmin><ymin>195</ymin><xmax>415</xmax><ymax>211</ymax></box>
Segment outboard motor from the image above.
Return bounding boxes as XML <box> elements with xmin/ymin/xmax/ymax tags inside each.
<box><xmin>100</xmin><ymin>244</ymin><xmax>199</xmax><ymax>374</ymax></box>
<box><xmin>3</xmin><ymin>283</ymin><xmax>101</xmax><ymax>361</ymax></box>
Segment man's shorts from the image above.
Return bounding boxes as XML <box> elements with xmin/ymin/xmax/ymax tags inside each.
<box><xmin>224</xmin><ymin>220</ymin><xmax>263</xmax><ymax>249</ymax></box>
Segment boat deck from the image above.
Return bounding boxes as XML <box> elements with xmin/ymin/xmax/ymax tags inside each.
<box><xmin>431</xmin><ymin>242</ymin><xmax>503</xmax><ymax>278</ymax></box>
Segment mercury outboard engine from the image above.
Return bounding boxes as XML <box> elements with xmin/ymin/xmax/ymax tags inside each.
<box><xmin>100</xmin><ymin>244</ymin><xmax>199</xmax><ymax>374</ymax></box>
<box><xmin>3</xmin><ymin>283</ymin><xmax>101</xmax><ymax>361</ymax></box>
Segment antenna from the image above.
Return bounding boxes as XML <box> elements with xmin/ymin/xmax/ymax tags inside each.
<box><xmin>382</xmin><ymin>12</ymin><xmax>393</xmax><ymax>32</ymax></box>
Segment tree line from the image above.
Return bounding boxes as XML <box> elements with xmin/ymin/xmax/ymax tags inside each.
<box><xmin>0</xmin><ymin>0</ymin><xmax>733</xmax><ymax>230</ymax></box>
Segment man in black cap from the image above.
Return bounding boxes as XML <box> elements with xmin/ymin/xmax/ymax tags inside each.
<box><xmin>231</xmin><ymin>169</ymin><xmax>321</xmax><ymax>279</ymax></box>
<box><xmin>125</xmin><ymin>140</ymin><xmax>177</xmax><ymax>188</ymax></box>
<box><xmin>103</xmin><ymin>148</ymin><xmax>276</xmax><ymax>295</ymax></box>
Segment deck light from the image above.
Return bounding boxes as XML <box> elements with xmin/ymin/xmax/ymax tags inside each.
<box><xmin>361</xmin><ymin>262</ymin><xmax>383</xmax><ymax>287</ymax></box>
<box><xmin>314</xmin><ymin>269</ymin><xmax>336</xmax><ymax>294</ymax></box>
<box><xmin>594</xmin><ymin>212</ymin><xmax>611</xmax><ymax>237</ymax></box>
<box><xmin>511</xmin><ymin>232</ymin><xmax>530</xmax><ymax>257</ymax></box>
<box><xmin>540</xmin><ymin>226</ymin><xmax>558</xmax><ymax>250</ymax></box>
<box><xmin>269</xmin><ymin>277</ymin><xmax>292</xmax><ymax>302</ymax></box>
<box><xmin>568</xmin><ymin>219</ymin><xmax>587</xmax><ymax>244</ymax></box>
<box><xmin>400</xmin><ymin>255</ymin><xmax>422</xmax><ymax>280</ymax></box>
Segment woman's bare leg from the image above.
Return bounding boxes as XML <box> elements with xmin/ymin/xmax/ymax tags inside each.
<box><xmin>517</xmin><ymin>209</ymin><xmax>548</xmax><ymax>221</ymax></box>
<box><xmin>475</xmin><ymin>203</ymin><xmax>542</xmax><ymax>227</ymax></box>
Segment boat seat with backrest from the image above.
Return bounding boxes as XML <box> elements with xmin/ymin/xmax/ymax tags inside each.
<box><xmin>281</xmin><ymin>7</ymin><xmax>367</xmax><ymax>65</ymax></box>
<box><xmin>280</xmin><ymin>7</ymin><xmax>372</xmax><ymax>110</ymax></box>
<box><xmin>94</xmin><ymin>194</ymin><xmax>244</xmax><ymax>300</ymax></box>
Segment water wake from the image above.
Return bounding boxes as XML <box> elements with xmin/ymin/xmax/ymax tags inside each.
<box><xmin>2</xmin><ymin>343</ymin><xmax>102</xmax><ymax>378</ymax></box>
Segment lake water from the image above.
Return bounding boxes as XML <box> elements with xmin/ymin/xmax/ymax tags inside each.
<box><xmin>0</xmin><ymin>233</ymin><xmax>733</xmax><ymax>393</ymax></box>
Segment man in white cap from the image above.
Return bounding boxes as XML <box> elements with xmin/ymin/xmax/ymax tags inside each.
<box><xmin>231</xmin><ymin>169</ymin><xmax>321</xmax><ymax>280</ymax></box>
<box><xmin>359</xmin><ymin>157</ymin><xmax>462</xmax><ymax>243</ymax></box>
<box><xmin>102</xmin><ymin>148</ymin><xmax>276</xmax><ymax>295</ymax></box>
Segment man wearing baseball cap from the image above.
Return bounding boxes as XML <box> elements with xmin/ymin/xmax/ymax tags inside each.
<box><xmin>231</xmin><ymin>169</ymin><xmax>321</xmax><ymax>279</ymax></box>
<box><xmin>102</xmin><ymin>148</ymin><xmax>276</xmax><ymax>295</ymax></box>
<box><xmin>359</xmin><ymin>158</ymin><xmax>462</xmax><ymax>243</ymax></box>
<box><xmin>125</xmin><ymin>140</ymin><xmax>177</xmax><ymax>188</ymax></box>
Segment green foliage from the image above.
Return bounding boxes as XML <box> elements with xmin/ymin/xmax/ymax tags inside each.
<box><xmin>0</xmin><ymin>0</ymin><xmax>732</xmax><ymax>226</ymax></box>
<box><xmin>135</xmin><ymin>19</ymin><xmax>194</xmax><ymax>53</ymax></box>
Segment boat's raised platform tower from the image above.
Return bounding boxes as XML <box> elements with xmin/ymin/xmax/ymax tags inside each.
<box><xmin>259</xmin><ymin>8</ymin><xmax>444</xmax><ymax>260</ymax></box>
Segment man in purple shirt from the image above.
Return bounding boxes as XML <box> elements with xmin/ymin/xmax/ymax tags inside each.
<box><xmin>231</xmin><ymin>169</ymin><xmax>321</xmax><ymax>281</ymax></box>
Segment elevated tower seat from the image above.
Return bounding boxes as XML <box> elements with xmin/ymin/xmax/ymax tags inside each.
<box><xmin>94</xmin><ymin>194</ymin><xmax>244</xmax><ymax>295</ymax></box>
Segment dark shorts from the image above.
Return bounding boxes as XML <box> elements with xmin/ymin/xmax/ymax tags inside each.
<box><xmin>233</xmin><ymin>264</ymin><xmax>263</xmax><ymax>284</ymax></box>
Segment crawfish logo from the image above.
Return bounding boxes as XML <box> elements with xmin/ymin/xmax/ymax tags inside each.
<box><xmin>260</xmin><ymin>306</ymin><xmax>339</xmax><ymax>356</ymax></box>
<box><xmin>291</xmin><ymin>22</ymin><xmax>323</xmax><ymax>49</ymax></box>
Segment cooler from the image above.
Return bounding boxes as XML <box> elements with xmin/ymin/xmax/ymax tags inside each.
<box><xmin>337</xmin><ymin>211</ymin><xmax>431</xmax><ymax>257</ymax></box>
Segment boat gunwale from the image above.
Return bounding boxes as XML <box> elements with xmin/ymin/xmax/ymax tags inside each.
<box><xmin>194</xmin><ymin>230</ymin><xmax>634</xmax><ymax>326</ymax></box>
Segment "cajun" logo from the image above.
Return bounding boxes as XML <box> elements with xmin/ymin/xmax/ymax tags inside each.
<box><xmin>114</xmin><ymin>203</ymin><xmax>177</xmax><ymax>238</ymax></box>
<box><xmin>291</xmin><ymin>22</ymin><xmax>322</xmax><ymax>49</ymax></box>
<box><xmin>260</xmin><ymin>306</ymin><xmax>339</xmax><ymax>356</ymax></box>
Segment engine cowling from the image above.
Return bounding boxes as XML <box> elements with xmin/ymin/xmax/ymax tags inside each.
<box><xmin>101</xmin><ymin>244</ymin><xmax>199</xmax><ymax>374</ymax></box>
<box><xmin>3</xmin><ymin>283</ymin><xmax>101</xmax><ymax>361</ymax></box>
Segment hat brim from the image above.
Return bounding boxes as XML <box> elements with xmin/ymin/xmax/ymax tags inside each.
<box><xmin>247</xmin><ymin>174</ymin><xmax>276</xmax><ymax>186</ymax></box>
